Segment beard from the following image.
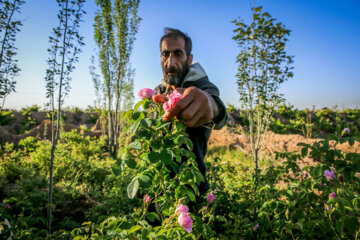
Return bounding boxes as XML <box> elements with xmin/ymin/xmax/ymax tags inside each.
<box><xmin>163</xmin><ymin>61</ymin><xmax>190</xmax><ymax>87</ymax></box>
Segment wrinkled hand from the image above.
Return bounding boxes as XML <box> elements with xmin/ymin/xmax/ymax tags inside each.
<box><xmin>161</xmin><ymin>87</ymin><xmax>218</xmax><ymax>127</ymax></box>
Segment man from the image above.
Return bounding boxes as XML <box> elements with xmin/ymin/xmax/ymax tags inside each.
<box><xmin>154</xmin><ymin>28</ymin><xmax>227</xmax><ymax>195</ymax></box>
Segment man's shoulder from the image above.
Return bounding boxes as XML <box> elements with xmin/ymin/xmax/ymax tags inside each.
<box><xmin>183</xmin><ymin>76</ymin><xmax>220</xmax><ymax>97</ymax></box>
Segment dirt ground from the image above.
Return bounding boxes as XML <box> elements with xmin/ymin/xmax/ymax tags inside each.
<box><xmin>1</xmin><ymin>111</ymin><xmax>359</xmax><ymax>165</ymax></box>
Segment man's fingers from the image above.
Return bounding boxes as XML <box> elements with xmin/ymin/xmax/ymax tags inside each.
<box><xmin>163</xmin><ymin>92</ymin><xmax>193</xmax><ymax>121</ymax></box>
<box><xmin>152</xmin><ymin>93</ymin><xmax>168</xmax><ymax>103</ymax></box>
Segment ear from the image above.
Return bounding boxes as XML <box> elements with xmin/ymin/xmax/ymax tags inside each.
<box><xmin>187</xmin><ymin>54</ymin><xmax>193</xmax><ymax>67</ymax></box>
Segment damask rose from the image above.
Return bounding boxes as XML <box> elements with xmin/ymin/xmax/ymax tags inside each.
<box><xmin>138</xmin><ymin>88</ymin><xmax>156</xmax><ymax>100</ymax></box>
<box><xmin>144</xmin><ymin>194</ymin><xmax>151</xmax><ymax>204</ymax></box>
<box><xmin>175</xmin><ymin>204</ymin><xmax>189</xmax><ymax>215</ymax></box>
<box><xmin>329</xmin><ymin>192</ymin><xmax>336</xmax><ymax>199</ymax></box>
<box><xmin>324</xmin><ymin>170</ymin><xmax>336</xmax><ymax>180</ymax></box>
<box><xmin>207</xmin><ymin>192</ymin><xmax>216</xmax><ymax>203</ymax></box>
<box><xmin>178</xmin><ymin>213</ymin><xmax>193</xmax><ymax>233</ymax></box>
<box><xmin>163</xmin><ymin>90</ymin><xmax>182</xmax><ymax>112</ymax></box>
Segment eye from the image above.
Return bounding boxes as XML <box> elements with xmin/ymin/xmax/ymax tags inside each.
<box><xmin>174</xmin><ymin>50</ymin><xmax>183</xmax><ymax>57</ymax></box>
<box><xmin>162</xmin><ymin>51</ymin><xmax>169</xmax><ymax>58</ymax></box>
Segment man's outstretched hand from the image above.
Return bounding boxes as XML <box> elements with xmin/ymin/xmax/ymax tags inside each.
<box><xmin>153</xmin><ymin>87</ymin><xmax>219</xmax><ymax>128</ymax></box>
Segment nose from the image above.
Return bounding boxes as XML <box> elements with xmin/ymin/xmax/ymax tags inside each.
<box><xmin>166</xmin><ymin>53</ymin><xmax>176</xmax><ymax>68</ymax></box>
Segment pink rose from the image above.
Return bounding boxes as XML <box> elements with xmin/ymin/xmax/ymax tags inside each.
<box><xmin>221</xmin><ymin>161</ymin><xmax>227</xmax><ymax>165</ymax></box>
<box><xmin>144</xmin><ymin>194</ymin><xmax>151</xmax><ymax>204</ymax></box>
<box><xmin>207</xmin><ymin>192</ymin><xmax>216</xmax><ymax>203</ymax></box>
<box><xmin>163</xmin><ymin>90</ymin><xmax>182</xmax><ymax>112</ymax></box>
<box><xmin>175</xmin><ymin>204</ymin><xmax>189</xmax><ymax>215</ymax></box>
<box><xmin>338</xmin><ymin>174</ymin><xmax>344</xmax><ymax>182</ymax></box>
<box><xmin>324</xmin><ymin>170</ymin><xmax>336</xmax><ymax>180</ymax></box>
<box><xmin>80</xmin><ymin>129</ymin><xmax>85</xmax><ymax>135</ymax></box>
<box><xmin>138</xmin><ymin>88</ymin><xmax>156</xmax><ymax>100</ymax></box>
<box><xmin>178</xmin><ymin>213</ymin><xmax>193</xmax><ymax>233</ymax></box>
<box><xmin>329</xmin><ymin>192</ymin><xmax>336</xmax><ymax>199</ymax></box>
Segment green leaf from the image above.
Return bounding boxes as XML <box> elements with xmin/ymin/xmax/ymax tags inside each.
<box><xmin>127</xmin><ymin>178</ymin><xmax>139</xmax><ymax>199</ymax></box>
<box><xmin>187</xmin><ymin>189</ymin><xmax>196</xmax><ymax>202</ymax></box>
<box><xmin>128</xmin><ymin>225</ymin><xmax>142</xmax><ymax>234</ymax></box>
<box><xmin>140</xmin><ymin>118</ymin><xmax>152</xmax><ymax>129</ymax></box>
<box><xmin>343</xmin><ymin>216</ymin><xmax>359</xmax><ymax>234</ymax></box>
<box><xmin>139</xmin><ymin>175</ymin><xmax>152</xmax><ymax>187</ymax></box>
<box><xmin>194</xmin><ymin>170</ymin><xmax>205</xmax><ymax>183</ymax></box>
<box><xmin>141</xmin><ymin>228</ymin><xmax>149</xmax><ymax>239</ymax></box>
<box><xmin>129</xmin><ymin>140</ymin><xmax>142</xmax><ymax>150</ymax></box>
<box><xmin>132</xmin><ymin>111</ymin><xmax>141</xmax><ymax>120</ymax></box>
<box><xmin>130</xmin><ymin>120</ymin><xmax>141</xmax><ymax>135</ymax></box>
<box><xmin>159</xmin><ymin>149</ymin><xmax>172</xmax><ymax>165</ymax></box>
<box><xmin>134</xmin><ymin>100</ymin><xmax>145</xmax><ymax>112</ymax></box>
<box><xmin>112</xmin><ymin>161</ymin><xmax>122</xmax><ymax>176</ymax></box>
<box><xmin>125</xmin><ymin>158</ymin><xmax>137</xmax><ymax>169</ymax></box>
<box><xmin>301</xmin><ymin>147</ymin><xmax>308</xmax><ymax>158</ymax></box>
<box><xmin>146</xmin><ymin>212</ymin><xmax>160</xmax><ymax>222</ymax></box>
<box><xmin>336</xmin><ymin>217</ymin><xmax>344</xmax><ymax>235</ymax></box>
<box><xmin>148</xmin><ymin>151</ymin><xmax>159</xmax><ymax>164</ymax></box>
<box><xmin>183</xmin><ymin>137</ymin><xmax>193</xmax><ymax>151</ymax></box>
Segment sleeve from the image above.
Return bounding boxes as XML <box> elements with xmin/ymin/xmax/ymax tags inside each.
<box><xmin>184</xmin><ymin>77</ymin><xmax>227</xmax><ymax>130</ymax></box>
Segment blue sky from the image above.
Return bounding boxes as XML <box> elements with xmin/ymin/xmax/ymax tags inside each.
<box><xmin>5</xmin><ymin>0</ymin><xmax>360</xmax><ymax>110</ymax></box>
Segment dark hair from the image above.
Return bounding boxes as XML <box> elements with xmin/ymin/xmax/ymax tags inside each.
<box><xmin>160</xmin><ymin>27</ymin><xmax>192</xmax><ymax>56</ymax></box>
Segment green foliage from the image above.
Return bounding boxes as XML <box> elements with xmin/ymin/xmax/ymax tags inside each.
<box><xmin>0</xmin><ymin>0</ymin><xmax>25</xmax><ymax>108</ymax></box>
<box><xmin>0</xmin><ymin>109</ymin><xmax>12</xmax><ymax>125</ymax></box>
<box><xmin>233</xmin><ymin>6</ymin><xmax>294</xmax><ymax>169</ymax></box>
<box><xmin>93</xmin><ymin>0</ymin><xmax>141</xmax><ymax>157</ymax></box>
<box><xmin>1</xmin><ymin>109</ymin><xmax>359</xmax><ymax>238</ymax></box>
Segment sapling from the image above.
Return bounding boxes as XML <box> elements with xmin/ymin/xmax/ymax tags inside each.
<box><xmin>233</xmin><ymin>6</ymin><xmax>294</xmax><ymax>171</ymax></box>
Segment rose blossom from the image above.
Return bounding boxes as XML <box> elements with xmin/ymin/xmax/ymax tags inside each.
<box><xmin>163</xmin><ymin>90</ymin><xmax>182</xmax><ymax>112</ymax></box>
<box><xmin>324</xmin><ymin>170</ymin><xmax>336</xmax><ymax>180</ymax></box>
<box><xmin>221</xmin><ymin>161</ymin><xmax>228</xmax><ymax>165</ymax></box>
<box><xmin>338</xmin><ymin>174</ymin><xmax>344</xmax><ymax>182</ymax></box>
<box><xmin>207</xmin><ymin>192</ymin><xmax>216</xmax><ymax>203</ymax></box>
<box><xmin>144</xmin><ymin>194</ymin><xmax>151</xmax><ymax>204</ymax></box>
<box><xmin>175</xmin><ymin>204</ymin><xmax>189</xmax><ymax>215</ymax></box>
<box><xmin>138</xmin><ymin>88</ymin><xmax>156</xmax><ymax>100</ymax></box>
<box><xmin>329</xmin><ymin>192</ymin><xmax>336</xmax><ymax>199</ymax></box>
<box><xmin>178</xmin><ymin>213</ymin><xmax>193</xmax><ymax>233</ymax></box>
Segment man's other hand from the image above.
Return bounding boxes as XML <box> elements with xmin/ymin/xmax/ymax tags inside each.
<box><xmin>162</xmin><ymin>86</ymin><xmax>219</xmax><ymax>127</ymax></box>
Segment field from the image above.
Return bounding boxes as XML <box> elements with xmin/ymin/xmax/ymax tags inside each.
<box><xmin>0</xmin><ymin>104</ymin><xmax>360</xmax><ymax>239</ymax></box>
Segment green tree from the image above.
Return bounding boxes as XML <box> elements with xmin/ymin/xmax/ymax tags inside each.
<box><xmin>44</xmin><ymin>0</ymin><xmax>85</xmax><ymax>234</ymax></box>
<box><xmin>233</xmin><ymin>6</ymin><xmax>294</xmax><ymax>170</ymax></box>
<box><xmin>0</xmin><ymin>0</ymin><xmax>25</xmax><ymax>108</ymax></box>
<box><xmin>93</xmin><ymin>0</ymin><xmax>141</xmax><ymax>158</ymax></box>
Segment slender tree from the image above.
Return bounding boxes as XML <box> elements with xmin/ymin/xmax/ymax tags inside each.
<box><xmin>233</xmin><ymin>6</ymin><xmax>294</xmax><ymax>170</ymax></box>
<box><xmin>93</xmin><ymin>0</ymin><xmax>140</xmax><ymax>158</ymax></box>
<box><xmin>0</xmin><ymin>0</ymin><xmax>25</xmax><ymax>108</ymax></box>
<box><xmin>44</xmin><ymin>0</ymin><xmax>85</xmax><ymax>234</ymax></box>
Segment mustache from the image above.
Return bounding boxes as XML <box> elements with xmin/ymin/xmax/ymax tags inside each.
<box><xmin>165</xmin><ymin>67</ymin><xmax>180</xmax><ymax>74</ymax></box>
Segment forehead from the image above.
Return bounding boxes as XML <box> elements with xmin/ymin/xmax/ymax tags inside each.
<box><xmin>160</xmin><ymin>37</ymin><xmax>186</xmax><ymax>52</ymax></box>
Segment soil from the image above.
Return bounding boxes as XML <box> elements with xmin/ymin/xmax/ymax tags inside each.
<box><xmin>1</xmin><ymin>111</ymin><xmax>359</xmax><ymax>165</ymax></box>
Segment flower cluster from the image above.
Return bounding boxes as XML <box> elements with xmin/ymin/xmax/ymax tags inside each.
<box><xmin>176</xmin><ymin>204</ymin><xmax>192</xmax><ymax>233</ymax></box>
<box><xmin>138</xmin><ymin>88</ymin><xmax>156</xmax><ymax>100</ymax></box>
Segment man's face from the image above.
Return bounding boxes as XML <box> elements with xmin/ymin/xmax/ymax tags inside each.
<box><xmin>160</xmin><ymin>37</ymin><xmax>193</xmax><ymax>87</ymax></box>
